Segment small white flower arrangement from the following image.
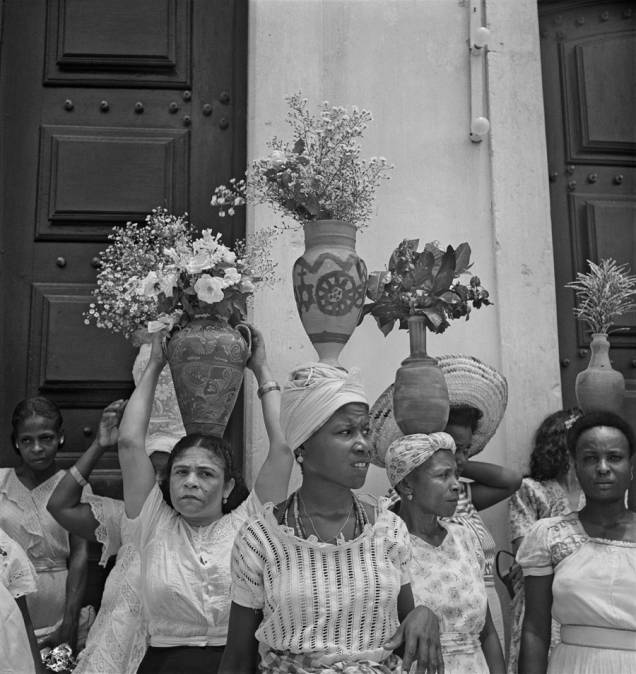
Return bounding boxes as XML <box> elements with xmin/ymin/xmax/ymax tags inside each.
<box><xmin>85</xmin><ymin>207</ymin><xmax>276</xmax><ymax>339</ymax></box>
<box><xmin>211</xmin><ymin>93</ymin><xmax>393</xmax><ymax>230</ymax></box>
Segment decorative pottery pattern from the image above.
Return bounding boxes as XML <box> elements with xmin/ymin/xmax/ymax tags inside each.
<box><xmin>166</xmin><ymin>319</ymin><xmax>250</xmax><ymax>437</ymax></box>
<box><xmin>575</xmin><ymin>333</ymin><xmax>625</xmax><ymax>414</ymax></box>
<box><xmin>292</xmin><ymin>220</ymin><xmax>368</xmax><ymax>364</ymax></box>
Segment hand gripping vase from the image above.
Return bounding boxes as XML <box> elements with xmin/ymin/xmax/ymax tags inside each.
<box><xmin>575</xmin><ymin>332</ymin><xmax>625</xmax><ymax>414</ymax></box>
<box><xmin>393</xmin><ymin>315</ymin><xmax>450</xmax><ymax>434</ymax></box>
<box><xmin>292</xmin><ymin>220</ymin><xmax>368</xmax><ymax>366</ymax></box>
<box><xmin>166</xmin><ymin>317</ymin><xmax>251</xmax><ymax>437</ymax></box>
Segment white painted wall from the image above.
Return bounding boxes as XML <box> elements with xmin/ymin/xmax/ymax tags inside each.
<box><xmin>244</xmin><ymin>0</ymin><xmax>562</xmax><ymax>638</ymax></box>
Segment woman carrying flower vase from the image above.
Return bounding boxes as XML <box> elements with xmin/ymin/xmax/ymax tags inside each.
<box><xmin>115</xmin><ymin>325</ymin><xmax>293</xmax><ymax>674</ymax></box>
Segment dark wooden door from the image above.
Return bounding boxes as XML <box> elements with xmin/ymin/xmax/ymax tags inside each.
<box><xmin>540</xmin><ymin>0</ymin><xmax>636</xmax><ymax>419</ymax></box>
<box><xmin>0</xmin><ymin>0</ymin><xmax>247</xmax><ymax>479</ymax></box>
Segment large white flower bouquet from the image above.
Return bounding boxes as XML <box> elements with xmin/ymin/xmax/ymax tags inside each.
<box><xmin>86</xmin><ymin>207</ymin><xmax>275</xmax><ymax>339</ymax></box>
<box><xmin>211</xmin><ymin>93</ymin><xmax>393</xmax><ymax>229</ymax></box>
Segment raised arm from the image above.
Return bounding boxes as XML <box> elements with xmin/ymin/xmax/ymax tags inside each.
<box><xmin>47</xmin><ymin>400</ymin><xmax>125</xmax><ymax>540</ymax></box>
<box><xmin>462</xmin><ymin>460</ymin><xmax>522</xmax><ymax>510</ymax></box>
<box><xmin>118</xmin><ymin>334</ymin><xmax>165</xmax><ymax>518</ymax></box>
<box><xmin>247</xmin><ymin>325</ymin><xmax>293</xmax><ymax>505</ymax></box>
<box><xmin>519</xmin><ymin>574</ymin><xmax>553</xmax><ymax>674</ymax></box>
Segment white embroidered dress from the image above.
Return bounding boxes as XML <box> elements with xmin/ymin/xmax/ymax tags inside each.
<box><xmin>73</xmin><ymin>495</ymin><xmax>147</xmax><ymax>674</ymax></box>
<box><xmin>507</xmin><ymin>478</ymin><xmax>585</xmax><ymax>674</ymax></box>
<box><xmin>0</xmin><ymin>467</ymin><xmax>91</xmax><ymax>641</ymax></box>
<box><xmin>409</xmin><ymin>521</ymin><xmax>489</xmax><ymax>674</ymax></box>
<box><xmin>0</xmin><ymin>527</ymin><xmax>38</xmax><ymax>674</ymax></box>
<box><xmin>517</xmin><ymin>513</ymin><xmax>636</xmax><ymax>674</ymax></box>
<box><xmin>130</xmin><ymin>483</ymin><xmax>262</xmax><ymax>647</ymax></box>
<box><xmin>229</xmin><ymin>499</ymin><xmax>411</xmax><ymax>671</ymax></box>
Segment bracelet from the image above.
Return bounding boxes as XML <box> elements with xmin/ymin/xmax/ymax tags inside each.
<box><xmin>257</xmin><ymin>381</ymin><xmax>281</xmax><ymax>399</ymax></box>
<box><xmin>69</xmin><ymin>465</ymin><xmax>88</xmax><ymax>487</ymax></box>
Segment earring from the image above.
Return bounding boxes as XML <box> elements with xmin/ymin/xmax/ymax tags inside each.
<box><xmin>222</xmin><ymin>496</ymin><xmax>228</xmax><ymax>505</ymax></box>
<box><xmin>296</xmin><ymin>454</ymin><xmax>304</xmax><ymax>464</ymax></box>
<box><xmin>406</xmin><ymin>493</ymin><xmax>413</xmax><ymax>501</ymax></box>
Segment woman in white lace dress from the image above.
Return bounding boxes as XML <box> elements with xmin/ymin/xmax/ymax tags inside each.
<box><xmin>47</xmin><ymin>400</ymin><xmax>149</xmax><ymax>674</ymax></box>
<box><xmin>0</xmin><ymin>527</ymin><xmax>42</xmax><ymax>673</ymax></box>
<box><xmin>384</xmin><ymin>432</ymin><xmax>505</xmax><ymax>674</ymax></box>
<box><xmin>219</xmin><ymin>363</ymin><xmax>443</xmax><ymax>674</ymax></box>
<box><xmin>518</xmin><ymin>411</ymin><xmax>636</xmax><ymax>674</ymax></box>
<box><xmin>0</xmin><ymin>397</ymin><xmax>90</xmax><ymax>650</ymax></box>
<box><xmin>118</xmin><ymin>326</ymin><xmax>293</xmax><ymax>674</ymax></box>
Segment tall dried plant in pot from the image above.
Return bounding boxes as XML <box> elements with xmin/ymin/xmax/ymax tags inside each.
<box><xmin>565</xmin><ymin>258</ymin><xmax>636</xmax><ymax>413</ymax></box>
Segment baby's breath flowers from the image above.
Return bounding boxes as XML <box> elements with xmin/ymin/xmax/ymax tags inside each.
<box><xmin>85</xmin><ymin>207</ymin><xmax>277</xmax><ymax>339</ymax></box>
<box><xmin>211</xmin><ymin>93</ymin><xmax>393</xmax><ymax>230</ymax></box>
<box><xmin>565</xmin><ymin>258</ymin><xmax>636</xmax><ymax>334</ymax></box>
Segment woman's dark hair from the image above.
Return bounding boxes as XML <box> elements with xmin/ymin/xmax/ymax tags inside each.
<box><xmin>11</xmin><ymin>397</ymin><xmax>64</xmax><ymax>453</ymax></box>
<box><xmin>566</xmin><ymin>411</ymin><xmax>636</xmax><ymax>458</ymax></box>
<box><xmin>159</xmin><ymin>434</ymin><xmax>249</xmax><ymax>513</ymax></box>
<box><xmin>529</xmin><ymin>409</ymin><xmax>579</xmax><ymax>482</ymax></box>
<box><xmin>447</xmin><ymin>404</ymin><xmax>482</xmax><ymax>433</ymax></box>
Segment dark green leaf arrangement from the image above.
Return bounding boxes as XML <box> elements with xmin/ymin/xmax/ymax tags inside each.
<box><xmin>361</xmin><ymin>239</ymin><xmax>492</xmax><ymax>335</ymax></box>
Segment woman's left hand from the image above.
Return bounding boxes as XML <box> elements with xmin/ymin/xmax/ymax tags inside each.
<box><xmin>95</xmin><ymin>399</ymin><xmax>127</xmax><ymax>449</ymax></box>
<box><xmin>383</xmin><ymin>605</ymin><xmax>444</xmax><ymax>673</ymax></box>
<box><xmin>244</xmin><ymin>324</ymin><xmax>269</xmax><ymax>377</ymax></box>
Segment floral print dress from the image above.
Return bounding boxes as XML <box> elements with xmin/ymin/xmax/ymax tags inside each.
<box><xmin>409</xmin><ymin>520</ymin><xmax>489</xmax><ymax>674</ymax></box>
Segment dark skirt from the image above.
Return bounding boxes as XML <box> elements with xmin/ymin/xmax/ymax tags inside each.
<box><xmin>137</xmin><ymin>645</ymin><xmax>225</xmax><ymax>674</ymax></box>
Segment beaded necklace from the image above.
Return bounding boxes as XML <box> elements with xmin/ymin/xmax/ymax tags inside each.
<box><xmin>283</xmin><ymin>490</ymin><xmax>369</xmax><ymax>544</ymax></box>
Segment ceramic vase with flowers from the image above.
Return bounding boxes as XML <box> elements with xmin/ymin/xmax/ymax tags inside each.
<box><xmin>362</xmin><ymin>239</ymin><xmax>492</xmax><ymax>434</ymax></box>
<box><xmin>86</xmin><ymin>208</ymin><xmax>276</xmax><ymax>437</ymax></box>
<box><xmin>565</xmin><ymin>258</ymin><xmax>636</xmax><ymax>414</ymax></box>
<box><xmin>211</xmin><ymin>93</ymin><xmax>392</xmax><ymax>365</ymax></box>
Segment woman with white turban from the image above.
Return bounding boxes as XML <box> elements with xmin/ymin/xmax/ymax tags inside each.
<box><xmin>220</xmin><ymin>363</ymin><xmax>443</xmax><ymax>674</ymax></box>
<box><xmin>385</xmin><ymin>432</ymin><xmax>505</xmax><ymax>674</ymax></box>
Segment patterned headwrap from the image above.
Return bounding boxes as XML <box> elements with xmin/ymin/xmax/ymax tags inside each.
<box><xmin>280</xmin><ymin>363</ymin><xmax>369</xmax><ymax>450</ymax></box>
<box><xmin>385</xmin><ymin>432</ymin><xmax>456</xmax><ymax>487</ymax></box>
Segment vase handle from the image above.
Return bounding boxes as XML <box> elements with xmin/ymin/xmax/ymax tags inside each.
<box><xmin>235</xmin><ymin>322</ymin><xmax>253</xmax><ymax>354</ymax></box>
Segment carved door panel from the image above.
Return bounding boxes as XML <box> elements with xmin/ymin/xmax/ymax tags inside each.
<box><xmin>0</xmin><ymin>0</ymin><xmax>247</xmax><ymax>480</ymax></box>
<box><xmin>539</xmin><ymin>1</ymin><xmax>636</xmax><ymax>420</ymax></box>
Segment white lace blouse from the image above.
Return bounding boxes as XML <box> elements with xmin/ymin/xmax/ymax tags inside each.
<box><xmin>130</xmin><ymin>483</ymin><xmax>261</xmax><ymax>647</ymax></box>
<box><xmin>230</xmin><ymin>500</ymin><xmax>412</xmax><ymax>665</ymax></box>
<box><xmin>75</xmin><ymin>495</ymin><xmax>147</xmax><ymax>674</ymax></box>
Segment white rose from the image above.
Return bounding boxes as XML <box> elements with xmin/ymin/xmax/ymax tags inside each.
<box><xmin>270</xmin><ymin>150</ymin><xmax>286</xmax><ymax>167</ymax></box>
<box><xmin>194</xmin><ymin>274</ymin><xmax>224</xmax><ymax>304</ymax></box>
<box><xmin>221</xmin><ymin>249</ymin><xmax>236</xmax><ymax>265</ymax></box>
<box><xmin>157</xmin><ymin>271</ymin><xmax>178</xmax><ymax>297</ymax></box>
<box><xmin>186</xmin><ymin>253</ymin><xmax>211</xmax><ymax>275</ymax></box>
<box><xmin>238</xmin><ymin>278</ymin><xmax>255</xmax><ymax>294</ymax></box>
<box><xmin>223</xmin><ymin>267</ymin><xmax>241</xmax><ymax>287</ymax></box>
<box><xmin>140</xmin><ymin>271</ymin><xmax>160</xmax><ymax>297</ymax></box>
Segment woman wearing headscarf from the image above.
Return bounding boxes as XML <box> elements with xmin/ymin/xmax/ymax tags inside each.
<box><xmin>518</xmin><ymin>411</ymin><xmax>636</xmax><ymax>674</ymax></box>
<box><xmin>385</xmin><ymin>432</ymin><xmax>505</xmax><ymax>674</ymax></box>
<box><xmin>219</xmin><ymin>363</ymin><xmax>443</xmax><ymax>674</ymax></box>
<box><xmin>370</xmin><ymin>355</ymin><xmax>517</xmax><ymax>646</ymax></box>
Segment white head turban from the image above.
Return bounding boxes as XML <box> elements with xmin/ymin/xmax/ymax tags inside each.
<box><xmin>385</xmin><ymin>432</ymin><xmax>456</xmax><ymax>487</ymax></box>
<box><xmin>280</xmin><ymin>363</ymin><xmax>369</xmax><ymax>450</ymax></box>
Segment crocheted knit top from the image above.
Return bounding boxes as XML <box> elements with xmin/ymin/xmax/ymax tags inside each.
<box><xmin>230</xmin><ymin>498</ymin><xmax>412</xmax><ymax>666</ymax></box>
